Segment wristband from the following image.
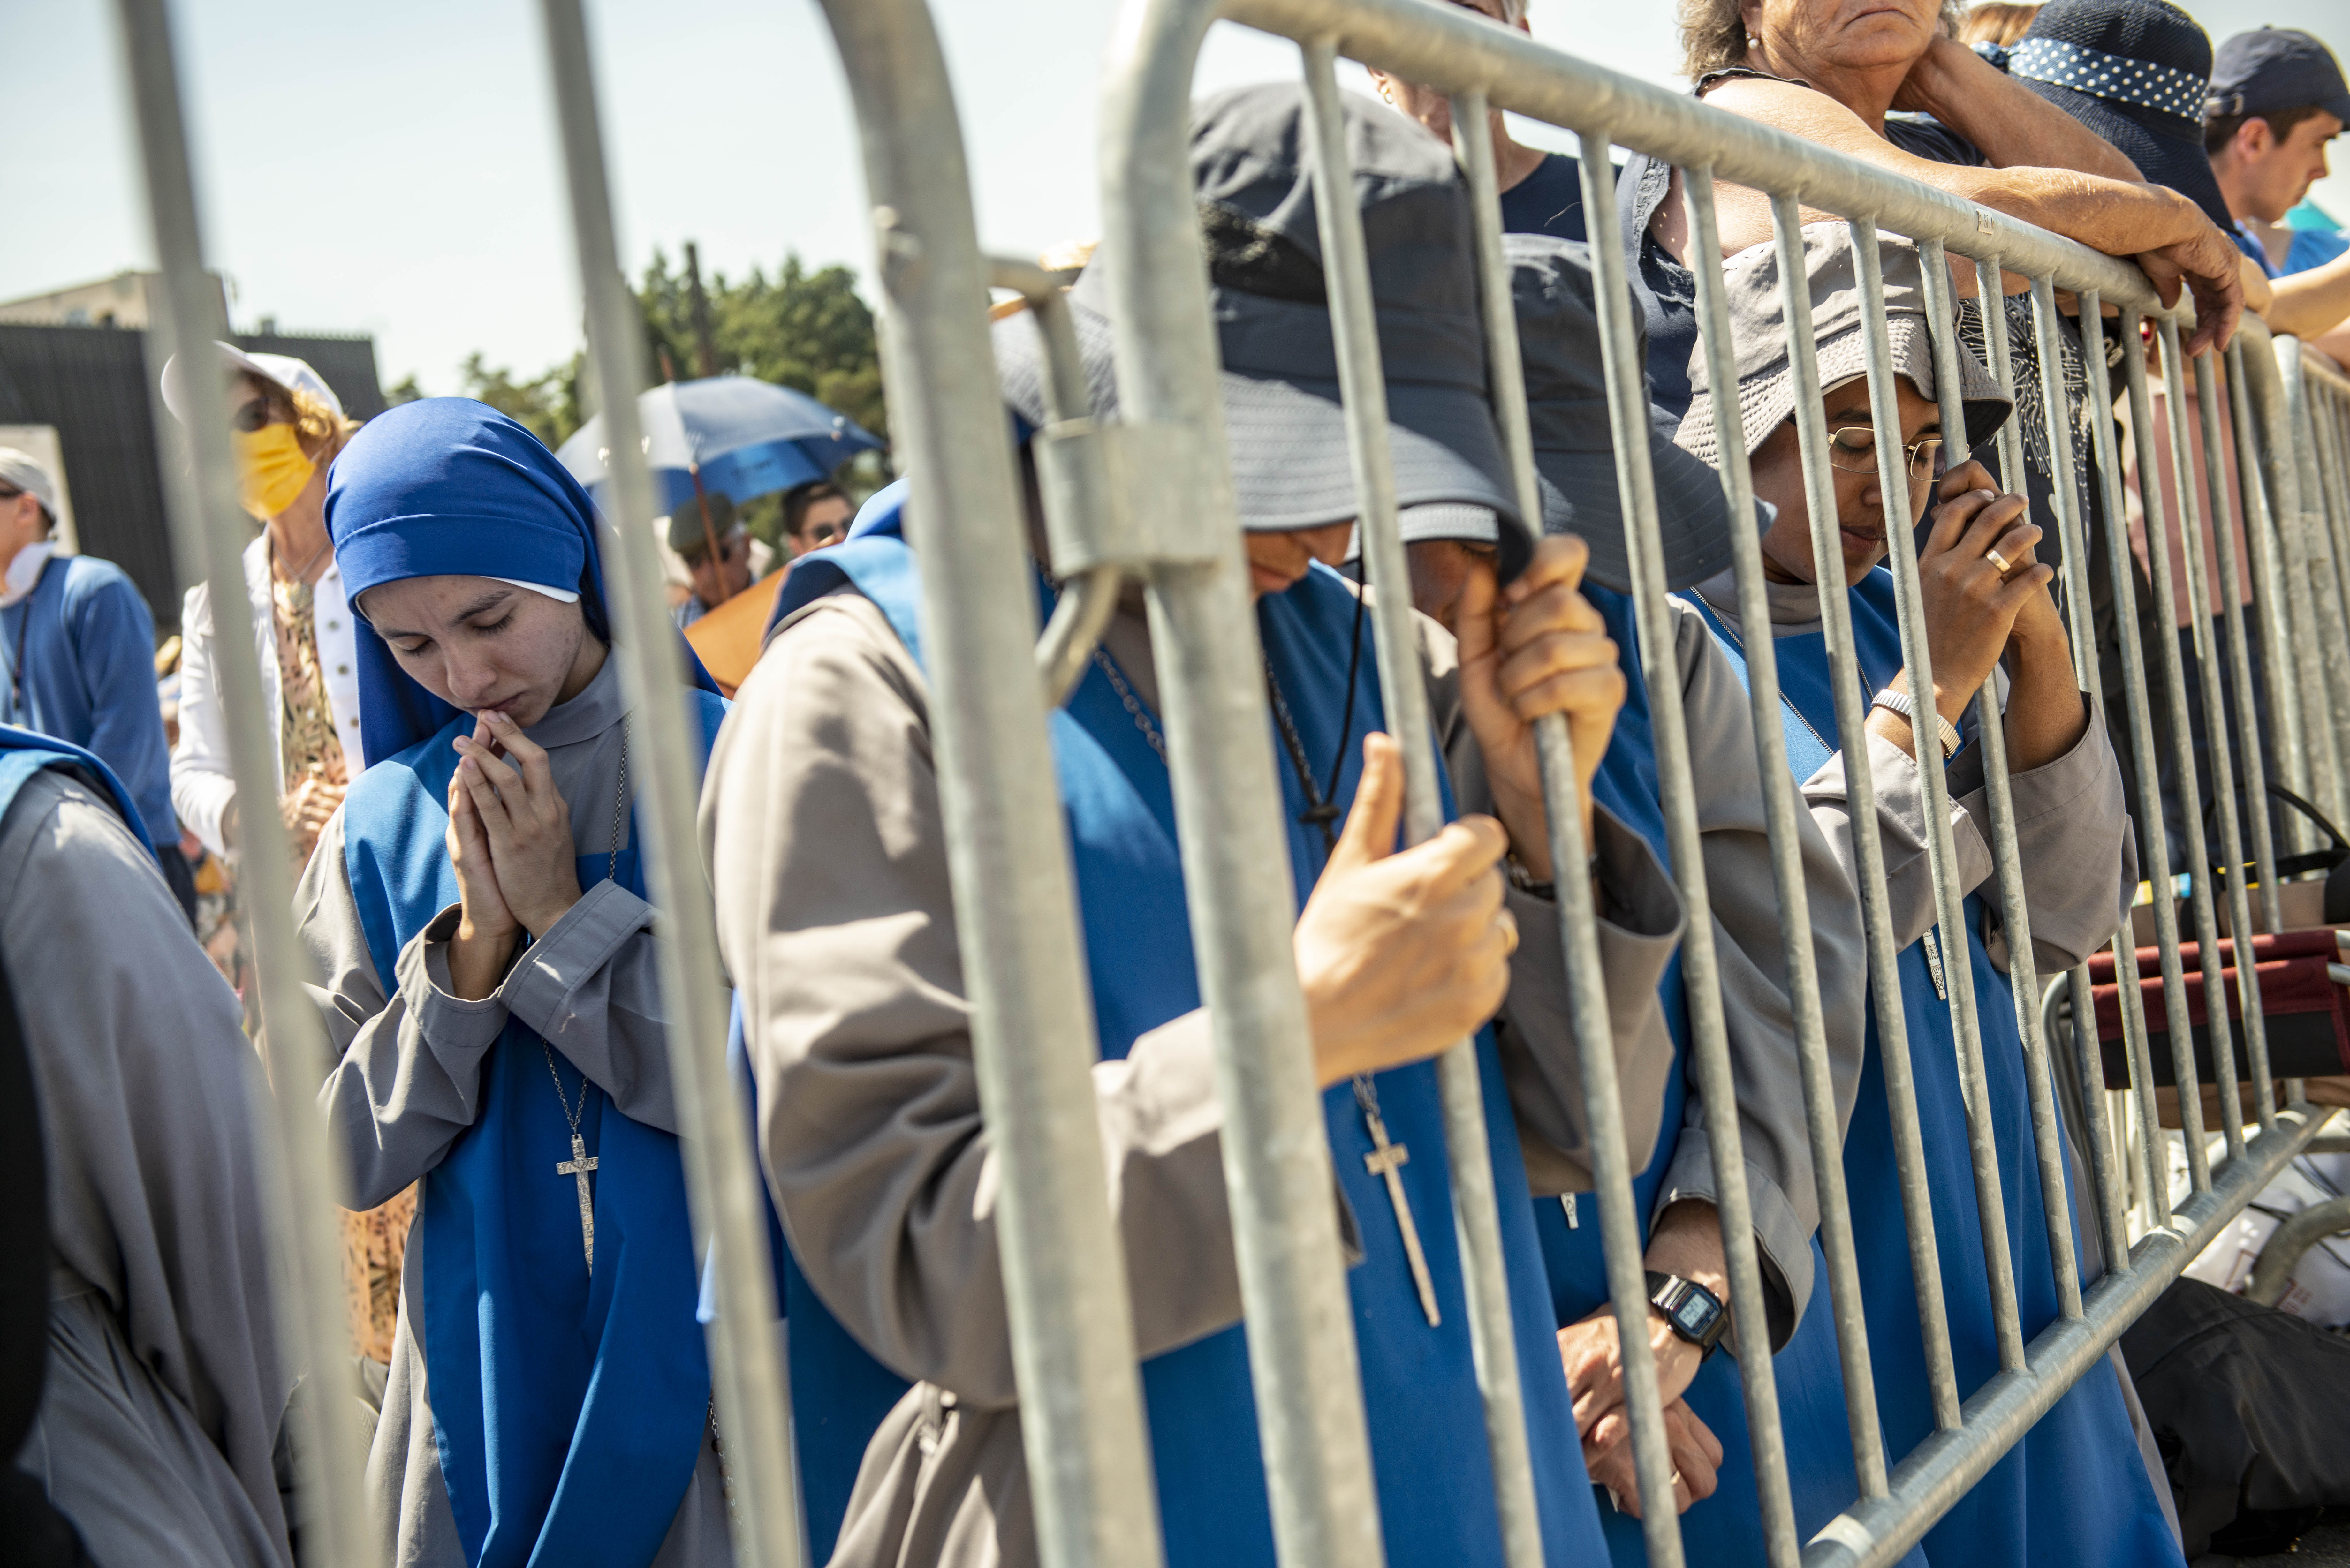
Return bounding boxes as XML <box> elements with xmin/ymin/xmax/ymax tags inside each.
<box><xmin>1872</xmin><ymin>688</ymin><xmax>1961</xmax><ymax>761</ymax></box>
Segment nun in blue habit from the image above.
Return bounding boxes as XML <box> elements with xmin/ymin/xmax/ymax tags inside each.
<box><xmin>295</xmin><ymin>399</ymin><xmax>733</xmax><ymax>1568</ymax></box>
<box><xmin>1669</xmin><ymin>226</ymin><xmax>2183</xmax><ymax>1566</ymax></box>
<box><xmin>701</xmin><ymin>85</ymin><xmax>1690</xmax><ymax>1568</ymax></box>
<box><xmin>1396</xmin><ymin>233</ymin><xmax>1872</xmax><ymax>1564</ymax></box>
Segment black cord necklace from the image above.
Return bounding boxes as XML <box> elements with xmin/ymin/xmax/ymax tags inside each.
<box><xmin>1262</xmin><ymin>563</ymin><xmax>1368</xmax><ymax>864</ymax></box>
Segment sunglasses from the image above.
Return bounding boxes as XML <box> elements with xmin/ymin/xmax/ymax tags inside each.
<box><xmin>1825</xmin><ymin>426</ymin><xmax>1945</xmax><ymax>486</ymax></box>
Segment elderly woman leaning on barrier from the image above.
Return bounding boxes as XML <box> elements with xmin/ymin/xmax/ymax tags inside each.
<box><xmin>1394</xmin><ymin>232</ymin><xmax>1869</xmax><ymax>1543</ymax></box>
<box><xmin>1672</xmin><ymin>225</ymin><xmax>2181</xmax><ymax>1567</ymax></box>
<box><xmin>704</xmin><ymin>84</ymin><xmax>1688</xmax><ymax>1568</ymax></box>
<box><xmin>1628</xmin><ymin>0</ymin><xmax>2244</xmax><ymax>424</ymax></box>
<box><xmin>296</xmin><ymin>401</ymin><xmax>734</xmax><ymax>1568</ymax></box>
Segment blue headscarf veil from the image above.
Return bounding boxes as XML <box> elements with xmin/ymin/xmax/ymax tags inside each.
<box><xmin>327</xmin><ymin>399</ymin><xmax>725</xmax><ymax>1567</ymax></box>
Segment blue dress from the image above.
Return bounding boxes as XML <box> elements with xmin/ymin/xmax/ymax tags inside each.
<box><xmin>1535</xmin><ymin>587</ymin><xmax>1902</xmax><ymax>1566</ymax></box>
<box><xmin>1688</xmin><ymin>569</ymin><xmax>2182</xmax><ymax>1568</ymax></box>
<box><xmin>764</xmin><ymin>516</ymin><xmax>1621</xmax><ymax>1567</ymax></box>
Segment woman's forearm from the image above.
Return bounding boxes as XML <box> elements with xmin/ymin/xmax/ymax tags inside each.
<box><xmin>1902</xmin><ymin>36</ymin><xmax>2142</xmax><ymax>183</ymax></box>
<box><xmin>1952</xmin><ymin>165</ymin><xmax>2202</xmax><ymax>260</ymax></box>
<box><xmin>2001</xmin><ymin>629</ymin><xmax>2089</xmax><ymax>772</ymax></box>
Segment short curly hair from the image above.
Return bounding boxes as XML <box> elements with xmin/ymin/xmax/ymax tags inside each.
<box><xmin>241</xmin><ymin>371</ymin><xmax>357</xmax><ymax>463</ymax></box>
<box><xmin>1678</xmin><ymin>0</ymin><xmax>1966</xmax><ymax>81</ymax></box>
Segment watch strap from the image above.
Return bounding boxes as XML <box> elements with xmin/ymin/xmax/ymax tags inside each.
<box><xmin>1872</xmin><ymin>687</ymin><xmax>1961</xmax><ymax>760</ymax></box>
<box><xmin>1644</xmin><ymin>1269</ymin><xmax>1730</xmax><ymax>1358</ymax></box>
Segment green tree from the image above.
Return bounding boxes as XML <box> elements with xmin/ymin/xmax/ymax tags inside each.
<box><xmin>384</xmin><ymin>373</ymin><xmax>425</xmax><ymax>406</ymax></box>
<box><xmin>458</xmin><ymin>351</ymin><xmax>586</xmax><ymax>450</ymax></box>
<box><xmin>636</xmin><ymin>248</ymin><xmax>887</xmax><ymax>441</ymax></box>
<box><xmin>444</xmin><ymin>245</ymin><xmax>888</xmax><ymax>459</ymax></box>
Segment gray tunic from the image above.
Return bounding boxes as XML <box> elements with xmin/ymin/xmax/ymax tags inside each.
<box><xmin>294</xmin><ymin>656</ymin><xmax>733</xmax><ymax>1567</ymax></box>
<box><xmin>7</xmin><ymin>765</ymin><xmax>295</xmax><ymax>1568</ymax></box>
<box><xmin>1682</xmin><ymin>572</ymin><xmax>2167</xmax><ymax>1535</ymax></box>
<box><xmin>1615</xmin><ymin>596</ymin><xmax>1869</xmax><ymax>1346</ymax></box>
<box><xmin>702</xmin><ymin>588</ymin><xmax>1689</xmax><ymax>1568</ymax></box>
<box><xmin>1688</xmin><ymin>571</ymin><xmax>2137</xmax><ymax>973</ymax></box>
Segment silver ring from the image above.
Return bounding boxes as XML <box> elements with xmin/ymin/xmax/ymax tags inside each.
<box><xmin>1985</xmin><ymin>547</ymin><xmax>2013</xmax><ymax>576</ymax></box>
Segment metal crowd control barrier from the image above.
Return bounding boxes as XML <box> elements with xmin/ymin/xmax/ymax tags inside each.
<box><xmin>1087</xmin><ymin>4</ymin><xmax>2343</xmax><ymax>1568</ymax></box>
<box><xmin>113</xmin><ymin>4</ymin><xmax>371</xmax><ymax>1564</ymax></box>
<box><xmin>111</xmin><ymin>0</ymin><xmax>2350</xmax><ymax>1560</ymax></box>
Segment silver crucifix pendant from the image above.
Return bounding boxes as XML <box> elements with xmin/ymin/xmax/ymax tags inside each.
<box><xmin>557</xmin><ymin>1132</ymin><xmax>599</xmax><ymax>1274</ymax></box>
<box><xmin>1359</xmin><ymin>1096</ymin><xmax>1441</xmax><ymax>1326</ymax></box>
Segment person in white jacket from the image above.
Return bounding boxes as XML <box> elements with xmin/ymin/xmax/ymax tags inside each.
<box><xmin>163</xmin><ymin>345</ymin><xmax>362</xmax><ymax>872</ymax></box>
<box><xmin>162</xmin><ymin>345</ymin><xmax>408</xmax><ymax>1372</ymax></box>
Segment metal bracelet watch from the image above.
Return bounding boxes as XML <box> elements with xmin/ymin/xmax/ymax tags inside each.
<box><xmin>1645</xmin><ymin>1270</ymin><xmax>1730</xmax><ymax>1359</ymax></box>
<box><xmin>1871</xmin><ymin>687</ymin><xmax>1962</xmax><ymax>761</ymax></box>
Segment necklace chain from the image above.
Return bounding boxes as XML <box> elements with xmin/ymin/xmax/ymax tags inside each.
<box><xmin>1091</xmin><ymin>646</ymin><xmax>1167</xmax><ymax>765</ymax></box>
<box><xmin>541</xmin><ymin>724</ymin><xmax>630</xmax><ymax>1149</ymax></box>
<box><xmin>1093</xmin><ymin>646</ymin><xmax>1383</xmax><ymax>1100</ymax></box>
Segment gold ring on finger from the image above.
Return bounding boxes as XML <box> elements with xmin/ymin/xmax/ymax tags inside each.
<box><xmin>1985</xmin><ymin>547</ymin><xmax>2013</xmax><ymax>576</ymax></box>
<box><xmin>1497</xmin><ymin>906</ymin><xmax>1520</xmax><ymax>957</ymax></box>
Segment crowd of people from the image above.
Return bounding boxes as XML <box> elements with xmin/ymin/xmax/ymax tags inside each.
<box><xmin>7</xmin><ymin>1</ymin><xmax>2350</xmax><ymax>1566</ymax></box>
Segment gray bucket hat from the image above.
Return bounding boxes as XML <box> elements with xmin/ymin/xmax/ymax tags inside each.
<box><xmin>1388</xmin><ymin>236</ymin><xmax>1751</xmax><ymax>592</ymax></box>
<box><xmin>1673</xmin><ymin>224</ymin><xmax>2011</xmax><ymax>469</ymax></box>
<box><xmin>994</xmin><ymin>81</ymin><xmax>1532</xmax><ymax>582</ymax></box>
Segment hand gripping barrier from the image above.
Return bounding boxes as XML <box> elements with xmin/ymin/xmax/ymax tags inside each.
<box><xmin>1092</xmin><ymin>5</ymin><xmax>2346</xmax><ymax>1568</ymax></box>
<box><xmin>111</xmin><ymin>0</ymin><xmax>2350</xmax><ymax>1563</ymax></box>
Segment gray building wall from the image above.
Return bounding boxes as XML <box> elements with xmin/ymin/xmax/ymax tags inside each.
<box><xmin>0</xmin><ymin>323</ymin><xmax>384</xmax><ymax>630</ymax></box>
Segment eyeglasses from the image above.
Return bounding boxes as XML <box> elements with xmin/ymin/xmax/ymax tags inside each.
<box><xmin>1825</xmin><ymin>426</ymin><xmax>1944</xmax><ymax>485</ymax></box>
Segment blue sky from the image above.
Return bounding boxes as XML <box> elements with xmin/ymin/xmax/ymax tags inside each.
<box><xmin>6</xmin><ymin>0</ymin><xmax>2344</xmax><ymax>394</ymax></box>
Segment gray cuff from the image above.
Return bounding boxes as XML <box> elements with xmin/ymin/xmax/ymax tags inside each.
<box><xmin>409</xmin><ymin>902</ymin><xmax>511</xmax><ymax>1054</ymax></box>
<box><xmin>1654</xmin><ymin>1129</ymin><xmax>1806</xmax><ymax>1353</ymax></box>
<box><xmin>1590</xmin><ymin>806</ymin><xmax>1683</xmax><ymax>943</ymax></box>
<box><xmin>1106</xmin><ymin>1009</ymin><xmax>1367</xmax><ymax>1270</ymax></box>
<box><xmin>501</xmin><ymin>880</ymin><xmax>654</xmax><ymax>1039</ymax></box>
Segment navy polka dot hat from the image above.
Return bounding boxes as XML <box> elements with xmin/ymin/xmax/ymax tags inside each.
<box><xmin>1995</xmin><ymin>0</ymin><xmax>2235</xmax><ymax>231</ymax></box>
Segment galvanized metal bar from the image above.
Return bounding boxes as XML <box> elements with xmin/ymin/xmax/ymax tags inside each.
<box><xmin>810</xmin><ymin>7</ymin><xmax>1179</xmax><ymax>1568</ymax></box>
<box><xmin>2230</xmin><ymin>332</ymin><xmax>2316</xmax><ymax>833</ymax></box>
<box><xmin>2319</xmin><ymin>381</ymin><xmax>2350</xmax><ymax>763</ymax></box>
<box><xmin>1974</xmin><ymin>276</ymin><xmax>2143</xmax><ymax>1279</ymax></box>
<box><xmin>2246</xmin><ymin>1189</ymin><xmax>2350</xmax><ymax>1305</ymax></box>
<box><xmin>1296</xmin><ymin>48</ymin><xmax>1546</xmax><ymax>1568</ymax></box>
<box><xmin>1990</xmin><ymin>273</ymin><xmax>2092</xmax><ymax>1313</ymax></box>
<box><xmin>1804</xmin><ymin>1104</ymin><xmax>2339</xmax><ymax>1568</ymax></box>
<box><xmin>2191</xmin><ymin>346</ymin><xmax>2275</xmax><ymax>1127</ymax></box>
<box><xmin>536</xmin><ymin>2</ymin><xmax>809</xmax><ymax>1561</ymax></box>
<box><xmin>110</xmin><ymin>3</ymin><xmax>369</xmax><ymax>1561</ymax></box>
<box><xmin>1452</xmin><ymin>85</ymin><xmax>1663</xmax><ymax>1565</ymax></box>
<box><xmin>2076</xmin><ymin>300</ymin><xmax>2173</xmax><ymax>1234</ymax></box>
<box><xmin>1967</xmin><ymin>268</ymin><xmax>2032</xmax><ymax>527</ymax></box>
<box><xmin>2222</xmin><ymin>335</ymin><xmax>2297</xmax><ymax>903</ymax></box>
<box><xmin>987</xmin><ymin>258</ymin><xmax>1127</xmax><ymax>707</ymax></box>
<box><xmin>1219</xmin><ymin>0</ymin><xmax>2171</xmax><ymax>314</ymax></box>
<box><xmin>2119</xmin><ymin>321</ymin><xmax>2215</xmax><ymax>1191</ymax></box>
<box><xmin>1583</xmin><ymin>135</ymin><xmax>1791</xmax><ymax>1558</ymax></box>
<box><xmin>1853</xmin><ymin>217</ymin><xmax>2027</xmax><ymax>1372</ymax></box>
<box><xmin>1678</xmin><ymin>160</ymin><xmax>1817</xmax><ymax>1568</ymax></box>
<box><xmin>1101</xmin><ymin>5</ymin><xmax>1387</xmax><ymax>1562</ymax></box>
<box><xmin>1448</xmin><ymin>90</ymin><xmax>1541</xmax><ymax>523</ymax></box>
<box><xmin>2153</xmin><ymin>319</ymin><xmax>2249</xmax><ymax>1165</ymax></box>
<box><xmin>2248</xmin><ymin>335</ymin><xmax>2344</xmax><ymax>828</ymax></box>
<box><xmin>1958</xmin><ymin>266</ymin><xmax>2084</xmax><ymax>1317</ymax></box>
<box><xmin>2283</xmin><ymin>343</ymin><xmax>2350</xmax><ymax>828</ymax></box>
<box><xmin>1772</xmin><ymin>192</ymin><xmax>1927</xmax><ymax>1464</ymax></box>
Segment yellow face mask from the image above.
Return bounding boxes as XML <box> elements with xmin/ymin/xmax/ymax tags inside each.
<box><xmin>232</xmin><ymin>423</ymin><xmax>317</xmax><ymax>520</ymax></box>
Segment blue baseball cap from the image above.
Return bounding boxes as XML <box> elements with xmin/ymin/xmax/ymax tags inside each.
<box><xmin>2208</xmin><ymin>28</ymin><xmax>2350</xmax><ymax>125</ymax></box>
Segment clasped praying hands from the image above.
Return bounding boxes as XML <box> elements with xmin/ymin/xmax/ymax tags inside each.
<box><xmin>445</xmin><ymin>708</ymin><xmax>583</xmax><ymax>1000</ymax></box>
